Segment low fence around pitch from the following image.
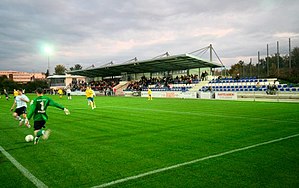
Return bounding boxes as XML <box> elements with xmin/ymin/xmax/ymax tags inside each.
<box><xmin>123</xmin><ymin>91</ymin><xmax>198</xmax><ymax>99</ymax></box>
<box><xmin>124</xmin><ymin>91</ymin><xmax>238</xmax><ymax>100</ymax></box>
<box><xmin>70</xmin><ymin>91</ymin><xmax>102</xmax><ymax>96</ymax></box>
<box><xmin>199</xmin><ymin>92</ymin><xmax>237</xmax><ymax>100</ymax></box>
<box><xmin>70</xmin><ymin>91</ymin><xmax>86</xmax><ymax>95</ymax></box>
<box><xmin>142</xmin><ymin>91</ymin><xmax>197</xmax><ymax>99</ymax></box>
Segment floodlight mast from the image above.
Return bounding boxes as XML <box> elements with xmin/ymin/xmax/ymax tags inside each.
<box><xmin>43</xmin><ymin>45</ymin><xmax>53</xmax><ymax>75</ymax></box>
<box><xmin>48</xmin><ymin>56</ymin><xmax>50</xmax><ymax>75</ymax></box>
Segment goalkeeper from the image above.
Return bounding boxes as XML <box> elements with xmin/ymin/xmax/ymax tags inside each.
<box><xmin>26</xmin><ymin>88</ymin><xmax>70</xmax><ymax>144</ymax></box>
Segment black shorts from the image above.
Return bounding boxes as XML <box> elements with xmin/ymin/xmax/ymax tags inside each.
<box><xmin>67</xmin><ymin>93</ymin><xmax>71</xmax><ymax>96</ymax></box>
<box><xmin>15</xmin><ymin>106</ymin><xmax>27</xmax><ymax>116</ymax></box>
<box><xmin>34</xmin><ymin>120</ymin><xmax>46</xmax><ymax>131</ymax></box>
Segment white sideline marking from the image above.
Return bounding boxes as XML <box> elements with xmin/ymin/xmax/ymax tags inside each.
<box><xmin>92</xmin><ymin>133</ymin><xmax>299</xmax><ymax>188</ymax></box>
<box><xmin>0</xmin><ymin>146</ymin><xmax>48</xmax><ymax>188</ymax></box>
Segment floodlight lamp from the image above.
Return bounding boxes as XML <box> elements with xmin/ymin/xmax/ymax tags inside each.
<box><xmin>43</xmin><ymin>45</ymin><xmax>54</xmax><ymax>55</ymax></box>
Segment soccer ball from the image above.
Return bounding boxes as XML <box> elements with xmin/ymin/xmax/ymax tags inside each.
<box><xmin>25</xmin><ymin>135</ymin><xmax>34</xmax><ymax>142</ymax></box>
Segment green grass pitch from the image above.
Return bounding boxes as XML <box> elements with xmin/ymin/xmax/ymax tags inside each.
<box><xmin>1</xmin><ymin>94</ymin><xmax>299</xmax><ymax>187</ymax></box>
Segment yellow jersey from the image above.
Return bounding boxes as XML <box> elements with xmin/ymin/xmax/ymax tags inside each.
<box><xmin>14</xmin><ymin>90</ymin><xmax>18</xmax><ymax>97</ymax></box>
<box><xmin>148</xmin><ymin>89</ymin><xmax>152</xmax><ymax>95</ymax></box>
<box><xmin>85</xmin><ymin>89</ymin><xmax>94</xmax><ymax>98</ymax></box>
<box><xmin>58</xmin><ymin>89</ymin><xmax>63</xmax><ymax>95</ymax></box>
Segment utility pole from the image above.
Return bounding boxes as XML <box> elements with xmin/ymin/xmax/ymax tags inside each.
<box><xmin>258</xmin><ymin>51</ymin><xmax>260</xmax><ymax>78</ymax></box>
<box><xmin>289</xmin><ymin>38</ymin><xmax>292</xmax><ymax>73</ymax></box>
<box><xmin>209</xmin><ymin>44</ymin><xmax>213</xmax><ymax>76</ymax></box>
<box><xmin>48</xmin><ymin>56</ymin><xmax>50</xmax><ymax>75</ymax></box>
<box><xmin>277</xmin><ymin>41</ymin><xmax>280</xmax><ymax>77</ymax></box>
<box><xmin>267</xmin><ymin>44</ymin><xmax>269</xmax><ymax>77</ymax></box>
<box><xmin>250</xmin><ymin>58</ymin><xmax>252</xmax><ymax>77</ymax></box>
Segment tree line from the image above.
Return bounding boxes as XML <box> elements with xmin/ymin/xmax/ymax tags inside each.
<box><xmin>228</xmin><ymin>47</ymin><xmax>299</xmax><ymax>83</ymax></box>
<box><xmin>0</xmin><ymin>75</ymin><xmax>48</xmax><ymax>94</ymax></box>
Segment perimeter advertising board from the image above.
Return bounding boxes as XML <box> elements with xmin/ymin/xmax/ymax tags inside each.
<box><xmin>214</xmin><ymin>92</ymin><xmax>237</xmax><ymax>100</ymax></box>
<box><xmin>140</xmin><ymin>91</ymin><xmax>197</xmax><ymax>99</ymax></box>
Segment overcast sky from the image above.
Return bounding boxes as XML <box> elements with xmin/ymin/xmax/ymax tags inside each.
<box><xmin>1</xmin><ymin>0</ymin><xmax>299</xmax><ymax>73</ymax></box>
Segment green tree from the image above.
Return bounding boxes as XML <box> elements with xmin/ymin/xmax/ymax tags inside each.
<box><xmin>55</xmin><ymin>64</ymin><xmax>66</xmax><ymax>75</ymax></box>
<box><xmin>24</xmin><ymin>80</ymin><xmax>49</xmax><ymax>93</ymax></box>
<box><xmin>70</xmin><ymin>64</ymin><xmax>83</xmax><ymax>71</ymax></box>
<box><xmin>228</xmin><ymin>46</ymin><xmax>299</xmax><ymax>83</ymax></box>
<box><xmin>1</xmin><ymin>79</ymin><xmax>18</xmax><ymax>94</ymax></box>
<box><xmin>228</xmin><ymin>60</ymin><xmax>243</xmax><ymax>78</ymax></box>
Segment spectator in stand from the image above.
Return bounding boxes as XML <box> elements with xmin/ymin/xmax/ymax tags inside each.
<box><xmin>256</xmin><ymin>82</ymin><xmax>261</xmax><ymax>91</ymax></box>
<box><xmin>203</xmin><ymin>86</ymin><xmax>212</xmax><ymax>92</ymax></box>
<box><xmin>235</xmin><ymin>73</ymin><xmax>240</xmax><ymax>80</ymax></box>
<box><xmin>113</xmin><ymin>87</ymin><xmax>117</xmax><ymax>96</ymax></box>
<box><xmin>204</xmin><ymin>71</ymin><xmax>208</xmax><ymax>81</ymax></box>
<box><xmin>266</xmin><ymin>83</ymin><xmax>271</xmax><ymax>94</ymax></box>
<box><xmin>201</xmin><ymin>72</ymin><xmax>205</xmax><ymax>81</ymax></box>
<box><xmin>272</xmin><ymin>83</ymin><xmax>278</xmax><ymax>93</ymax></box>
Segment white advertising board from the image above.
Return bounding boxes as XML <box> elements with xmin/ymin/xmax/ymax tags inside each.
<box><xmin>140</xmin><ymin>91</ymin><xmax>197</xmax><ymax>99</ymax></box>
<box><xmin>200</xmin><ymin>92</ymin><xmax>212</xmax><ymax>99</ymax></box>
<box><xmin>70</xmin><ymin>91</ymin><xmax>85</xmax><ymax>96</ymax></box>
<box><xmin>214</xmin><ymin>92</ymin><xmax>237</xmax><ymax>100</ymax></box>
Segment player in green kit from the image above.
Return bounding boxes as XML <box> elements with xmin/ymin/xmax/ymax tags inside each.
<box><xmin>26</xmin><ymin>88</ymin><xmax>70</xmax><ymax>144</ymax></box>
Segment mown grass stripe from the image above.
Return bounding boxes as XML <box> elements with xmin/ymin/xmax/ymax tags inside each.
<box><xmin>91</xmin><ymin>133</ymin><xmax>299</xmax><ymax>188</ymax></box>
<box><xmin>101</xmin><ymin>105</ymin><xmax>299</xmax><ymax>124</ymax></box>
<box><xmin>0</xmin><ymin>146</ymin><xmax>48</xmax><ymax>188</ymax></box>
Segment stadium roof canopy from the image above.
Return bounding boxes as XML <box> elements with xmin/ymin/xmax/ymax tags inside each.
<box><xmin>68</xmin><ymin>53</ymin><xmax>223</xmax><ymax>78</ymax></box>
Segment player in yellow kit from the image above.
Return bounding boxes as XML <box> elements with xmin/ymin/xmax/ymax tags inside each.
<box><xmin>85</xmin><ymin>86</ymin><xmax>95</xmax><ymax>109</ymax></box>
<box><xmin>147</xmin><ymin>88</ymin><xmax>152</xmax><ymax>100</ymax></box>
<box><xmin>58</xmin><ymin>89</ymin><xmax>63</xmax><ymax>99</ymax></box>
<box><xmin>13</xmin><ymin>89</ymin><xmax>19</xmax><ymax>99</ymax></box>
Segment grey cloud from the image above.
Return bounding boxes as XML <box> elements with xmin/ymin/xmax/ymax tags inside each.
<box><xmin>0</xmin><ymin>0</ymin><xmax>299</xmax><ymax>72</ymax></box>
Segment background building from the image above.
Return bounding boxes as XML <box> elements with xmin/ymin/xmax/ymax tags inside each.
<box><xmin>47</xmin><ymin>74</ymin><xmax>86</xmax><ymax>89</ymax></box>
<box><xmin>0</xmin><ymin>70</ymin><xmax>46</xmax><ymax>83</ymax></box>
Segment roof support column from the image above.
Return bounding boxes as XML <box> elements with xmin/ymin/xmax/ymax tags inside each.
<box><xmin>199</xmin><ymin>68</ymin><xmax>201</xmax><ymax>77</ymax></box>
<box><xmin>209</xmin><ymin>44</ymin><xmax>213</xmax><ymax>63</ymax></box>
<box><xmin>134</xmin><ymin>73</ymin><xmax>137</xmax><ymax>81</ymax></box>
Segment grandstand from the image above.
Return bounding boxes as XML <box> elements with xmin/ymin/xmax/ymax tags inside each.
<box><xmin>205</xmin><ymin>77</ymin><xmax>299</xmax><ymax>92</ymax></box>
<box><xmin>69</xmin><ymin>53</ymin><xmax>222</xmax><ymax>78</ymax></box>
<box><xmin>68</xmin><ymin>47</ymin><xmax>299</xmax><ymax>101</ymax></box>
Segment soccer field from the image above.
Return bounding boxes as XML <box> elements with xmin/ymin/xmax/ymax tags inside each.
<box><xmin>1</xmin><ymin>95</ymin><xmax>299</xmax><ymax>187</ymax></box>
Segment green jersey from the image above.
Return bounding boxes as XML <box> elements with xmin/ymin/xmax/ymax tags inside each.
<box><xmin>27</xmin><ymin>95</ymin><xmax>65</xmax><ymax>121</ymax></box>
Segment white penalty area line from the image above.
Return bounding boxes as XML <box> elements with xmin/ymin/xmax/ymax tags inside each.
<box><xmin>92</xmin><ymin>133</ymin><xmax>299</xmax><ymax>188</ymax></box>
<box><xmin>0</xmin><ymin>146</ymin><xmax>48</xmax><ymax>188</ymax></box>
